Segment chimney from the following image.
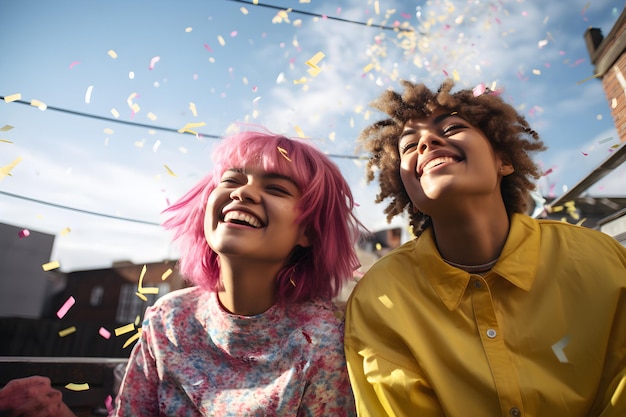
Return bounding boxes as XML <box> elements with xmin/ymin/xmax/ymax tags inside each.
<box><xmin>584</xmin><ymin>27</ymin><xmax>604</xmax><ymax>63</ymax></box>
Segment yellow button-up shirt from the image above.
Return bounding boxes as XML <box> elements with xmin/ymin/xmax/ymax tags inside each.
<box><xmin>345</xmin><ymin>213</ymin><xmax>626</xmax><ymax>417</ymax></box>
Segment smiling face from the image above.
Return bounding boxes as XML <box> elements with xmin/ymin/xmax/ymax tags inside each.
<box><xmin>398</xmin><ymin>109</ymin><xmax>513</xmax><ymax>216</ymax></box>
<box><xmin>204</xmin><ymin>164</ymin><xmax>310</xmax><ymax>267</ymax></box>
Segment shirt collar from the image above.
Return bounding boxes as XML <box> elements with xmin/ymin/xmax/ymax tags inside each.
<box><xmin>417</xmin><ymin>213</ymin><xmax>541</xmax><ymax>311</ymax></box>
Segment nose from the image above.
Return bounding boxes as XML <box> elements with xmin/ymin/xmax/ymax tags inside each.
<box><xmin>229</xmin><ymin>182</ymin><xmax>261</xmax><ymax>203</ymax></box>
<box><xmin>417</xmin><ymin>130</ymin><xmax>445</xmax><ymax>154</ymax></box>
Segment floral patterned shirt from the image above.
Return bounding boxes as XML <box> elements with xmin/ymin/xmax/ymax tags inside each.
<box><xmin>112</xmin><ymin>287</ymin><xmax>356</xmax><ymax>416</ymax></box>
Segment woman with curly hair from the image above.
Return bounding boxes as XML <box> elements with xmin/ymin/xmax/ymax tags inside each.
<box><xmin>344</xmin><ymin>79</ymin><xmax>626</xmax><ymax>417</ymax></box>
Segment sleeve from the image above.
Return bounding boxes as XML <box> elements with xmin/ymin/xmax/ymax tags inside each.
<box><xmin>111</xmin><ymin>311</ymin><xmax>160</xmax><ymax>416</ymax></box>
<box><xmin>344</xmin><ymin>291</ymin><xmax>442</xmax><ymax>417</ymax></box>
<box><xmin>298</xmin><ymin>323</ymin><xmax>357</xmax><ymax>417</ymax></box>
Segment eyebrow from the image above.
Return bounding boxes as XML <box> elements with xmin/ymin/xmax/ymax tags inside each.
<box><xmin>400</xmin><ymin>112</ymin><xmax>460</xmax><ymax>138</ymax></box>
<box><xmin>226</xmin><ymin>168</ymin><xmax>298</xmax><ymax>185</ymax></box>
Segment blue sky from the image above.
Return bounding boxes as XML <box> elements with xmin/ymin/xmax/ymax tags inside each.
<box><xmin>1</xmin><ymin>0</ymin><xmax>624</xmax><ymax>272</ymax></box>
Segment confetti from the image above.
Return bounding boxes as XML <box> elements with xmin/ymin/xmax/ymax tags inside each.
<box><xmin>0</xmin><ymin>156</ymin><xmax>22</xmax><ymax>181</ymax></box>
<box><xmin>294</xmin><ymin>126</ymin><xmax>305</xmax><ymax>138</ymax></box>
<box><xmin>378</xmin><ymin>294</ymin><xmax>394</xmax><ymax>309</ymax></box>
<box><xmin>3</xmin><ymin>93</ymin><xmax>21</xmax><ymax>103</ymax></box>
<box><xmin>363</xmin><ymin>63</ymin><xmax>374</xmax><ymax>73</ymax></box>
<box><xmin>217</xmin><ymin>35</ymin><xmax>226</xmax><ymax>46</ymax></box>
<box><xmin>58</xmin><ymin>326</ymin><xmax>76</xmax><ymax>337</ymax></box>
<box><xmin>149</xmin><ymin>56</ymin><xmax>160</xmax><ymax>70</ymax></box>
<box><xmin>551</xmin><ymin>335</ymin><xmax>569</xmax><ymax>363</ymax></box>
<box><xmin>305</xmin><ymin>52</ymin><xmax>325</xmax><ymax>77</ymax></box>
<box><xmin>0</xmin><ymin>125</ymin><xmax>13</xmax><ymax>132</ymax></box>
<box><xmin>612</xmin><ymin>376</ymin><xmax>626</xmax><ymax>406</ymax></box>
<box><xmin>65</xmin><ymin>383</ymin><xmax>89</xmax><ymax>391</ymax></box>
<box><xmin>123</xmin><ymin>329</ymin><xmax>141</xmax><ymax>348</ymax></box>
<box><xmin>277</xmin><ymin>146</ymin><xmax>292</xmax><ymax>162</ymax></box>
<box><xmin>60</xmin><ymin>227</ymin><xmax>71</xmax><ymax>236</ymax></box>
<box><xmin>99</xmin><ymin>327</ymin><xmax>111</xmax><ymax>339</ymax></box>
<box><xmin>30</xmin><ymin>99</ymin><xmax>47</xmax><ymax>110</ymax></box>
<box><xmin>111</xmin><ymin>108</ymin><xmax>120</xmax><ymax>118</ymax></box>
<box><xmin>18</xmin><ymin>229</ymin><xmax>30</xmax><ymax>238</ymax></box>
<box><xmin>164</xmin><ymin>164</ymin><xmax>177</xmax><ymax>177</ymax></box>
<box><xmin>472</xmin><ymin>83</ymin><xmax>486</xmax><ymax>96</ymax></box>
<box><xmin>107</xmin><ymin>50</ymin><xmax>118</xmax><ymax>59</ymax></box>
<box><xmin>115</xmin><ymin>323</ymin><xmax>135</xmax><ymax>336</ymax></box>
<box><xmin>161</xmin><ymin>268</ymin><xmax>173</xmax><ymax>281</ymax></box>
<box><xmin>189</xmin><ymin>102</ymin><xmax>198</xmax><ymax>117</ymax></box>
<box><xmin>42</xmin><ymin>260</ymin><xmax>61</xmax><ymax>271</ymax></box>
<box><xmin>177</xmin><ymin>121</ymin><xmax>206</xmax><ymax>135</ymax></box>
<box><xmin>147</xmin><ymin>112</ymin><xmax>158</xmax><ymax>121</ymax></box>
<box><xmin>84</xmin><ymin>85</ymin><xmax>94</xmax><ymax>104</ymax></box>
<box><xmin>68</xmin><ymin>61</ymin><xmax>80</xmax><ymax>69</ymax></box>
<box><xmin>56</xmin><ymin>296</ymin><xmax>75</xmax><ymax>318</ymax></box>
<box><xmin>302</xmin><ymin>330</ymin><xmax>312</xmax><ymax>344</ymax></box>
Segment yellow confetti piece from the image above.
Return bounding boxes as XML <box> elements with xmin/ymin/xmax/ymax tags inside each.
<box><xmin>60</xmin><ymin>227</ymin><xmax>71</xmax><ymax>236</ymax></box>
<box><xmin>104</xmin><ymin>128</ymin><xmax>114</xmax><ymax>135</ymax></box>
<box><xmin>294</xmin><ymin>126</ymin><xmax>305</xmax><ymax>138</ymax></box>
<box><xmin>305</xmin><ymin>52</ymin><xmax>325</xmax><ymax>77</ymax></box>
<box><xmin>189</xmin><ymin>102</ymin><xmax>197</xmax><ymax>117</ymax></box>
<box><xmin>123</xmin><ymin>329</ymin><xmax>141</xmax><ymax>348</ymax></box>
<box><xmin>147</xmin><ymin>112</ymin><xmax>157</xmax><ymax>121</ymax></box>
<box><xmin>30</xmin><ymin>99</ymin><xmax>47</xmax><ymax>110</ymax></box>
<box><xmin>131</xmin><ymin>103</ymin><xmax>141</xmax><ymax>113</ymax></box>
<box><xmin>374</xmin><ymin>0</ymin><xmax>380</xmax><ymax>14</ymax></box>
<box><xmin>0</xmin><ymin>156</ymin><xmax>23</xmax><ymax>180</ymax></box>
<box><xmin>550</xmin><ymin>205</ymin><xmax>564</xmax><ymax>213</ymax></box>
<box><xmin>111</xmin><ymin>108</ymin><xmax>120</xmax><ymax>118</ymax></box>
<box><xmin>0</xmin><ymin>125</ymin><xmax>14</xmax><ymax>131</ymax></box>
<box><xmin>293</xmin><ymin>77</ymin><xmax>307</xmax><ymax>85</ymax></box>
<box><xmin>58</xmin><ymin>326</ymin><xmax>76</xmax><ymax>337</ymax></box>
<box><xmin>161</xmin><ymin>268</ymin><xmax>173</xmax><ymax>281</ymax></box>
<box><xmin>217</xmin><ymin>35</ymin><xmax>226</xmax><ymax>46</ymax></box>
<box><xmin>177</xmin><ymin>121</ymin><xmax>206</xmax><ymax>134</ymax></box>
<box><xmin>363</xmin><ymin>63</ymin><xmax>374</xmax><ymax>73</ymax></box>
<box><xmin>240</xmin><ymin>6</ymin><xmax>248</xmax><ymax>14</ymax></box>
<box><xmin>328</xmin><ymin>132</ymin><xmax>336</xmax><ymax>141</ymax></box>
<box><xmin>277</xmin><ymin>146</ymin><xmax>292</xmax><ymax>162</ymax></box>
<box><xmin>164</xmin><ymin>164</ymin><xmax>177</xmax><ymax>177</ymax></box>
<box><xmin>378</xmin><ymin>294</ymin><xmax>393</xmax><ymax>309</ymax></box>
<box><xmin>65</xmin><ymin>383</ymin><xmax>89</xmax><ymax>391</ymax></box>
<box><xmin>42</xmin><ymin>260</ymin><xmax>60</xmax><ymax>271</ymax></box>
<box><xmin>452</xmin><ymin>69</ymin><xmax>460</xmax><ymax>81</ymax></box>
<box><xmin>135</xmin><ymin>292</ymin><xmax>148</xmax><ymax>302</ymax></box>
<box><xmin>184</xmin><ymin>27</ymin><xmax>192</xmax><ymax>33</ymax></box>
<box><xmin>4</xmin><ymin>93</ymin><xmax>21</xmax><ymax>103</ymax></box>
<box><xmin>107</xmin><ymin>50</ymin><xmax>118</xmax><ymax>59</ymax></box>
<box><xmin>611</xmin><ymin>376</ymin><xmax>626</xmax><ymax>406</ymax></box>
<box><xmin>115</xmin><ymin>323</ymin><xmax>135</xmax><ymax>336</ymax></box>
<box><xmin>0</xmin><ymin>139</ymin><xmax>13</xmax><ymax>144</ymax></box>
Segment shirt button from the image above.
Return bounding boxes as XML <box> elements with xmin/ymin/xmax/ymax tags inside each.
<box><xmin>486</xmin><ymin>329</ymin><xmax>497</xmax><ymax>338</ymax></box>
<box><xmin>509</xmin><ymin>407</ymin><xmax>521</xmax><ymax>416</ymax></box>
<box><xmin>474</xmin><ymin>280</ymin><xmax>482</xmax><ymax>289</ymax></box>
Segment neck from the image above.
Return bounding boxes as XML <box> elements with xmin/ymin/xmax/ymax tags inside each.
<box><xmin>430</xmin><ymin>200</ymin><xmax>511</xmax><ymax>266</ymax></box>
<box><xmin>217</xmin><ymin>258</ymin><xmax>279</xmax><ymax>316</ymax></box>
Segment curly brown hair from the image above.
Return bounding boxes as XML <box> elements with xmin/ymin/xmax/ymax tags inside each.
<box><xmin>359</xmin><ymin>79</ymin><xmax>547</xmax><ymax>236</ymax></box>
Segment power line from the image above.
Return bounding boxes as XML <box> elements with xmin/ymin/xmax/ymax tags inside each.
<box><xmin>224</xmin><ymin>0</ymin><xmax>416</xmax><ymax>33</ymax></box>
<box><xmin>0</xmin><ymin>190</ymin><xmax>162</xmax><ymax>226</ymax></box>
<box><xmin>1</xmin><ymin>96</ymin><xmax>368</xmax><ymax>160</ymax></box>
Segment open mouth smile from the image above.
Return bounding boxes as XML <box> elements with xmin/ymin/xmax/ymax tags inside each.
<box><xmin>223</xmin><ymin>210</ymin><xmax>264</xmax><ymax>228</ymax></box>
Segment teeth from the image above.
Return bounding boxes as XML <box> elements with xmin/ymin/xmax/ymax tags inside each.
<box><xmin>424</xmin><ymin>156</ymin><xmax>457</xmax><ymax>173</ymax></box>
<box><xmin>223</xmin><ymin>211</ymin><xmax>262</xmax><ymax>228</ymax></box>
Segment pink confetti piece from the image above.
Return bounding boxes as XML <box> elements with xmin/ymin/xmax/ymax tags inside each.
<box><xmin>204</xmin><ymin>43</ymin><xmax>212</xmax><ymax>52</ymax></box>
<box><xmin>105</xmin><ymin>395</ymin><xmax>114</xmax><ymax>413</ymax></box>
<box><xmin>472</xmin><ymin>83</ymin><xmax>486</xmax><ymax>97</ymax></box>
<box><xmin>57</xmin><ymin>296</ymin><xmax>75</xmax><ymax>319</ymax></box>
<box><xmin>149</xmin><ymin>56</ymin><xmax>160</xmax><ymax>70</ymax></box>
<box><xmin>18</xmin><ymin>229</ymin><xmax>30</xmax><ymax>238</ymax></box>
<box><xmin>230</xmin><ymin>31</ymin><xmax>238</xmax><ymax>37</ymax></box>
<box><xmin>581</xmin><ymin>151</ymin><xmax>588</xmax><ymax>156</ymax></box>
<box><xmin>542</xmin><ymin>168</ymin><xmax>553</xmax><ymax>176</ymax></box>
<box><xmin>68</xmin><ymin>61</ymin><xmax>81</xmax><ymax>69</ymax></box>
<box><xmin>99</xmin><ymin>327</ymin><xmax>111</xmax><ymax>339</ymax></box>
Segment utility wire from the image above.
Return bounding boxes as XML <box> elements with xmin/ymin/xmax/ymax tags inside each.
<box><xmin>0</xmin><ymin>190</ymin><xmax>162</xmax><ymax>226</ymax></box>
<box><xmin>1</xmin><ymin>96</ymin><xmax>368</xmax><ymax>160</ymax></box>
<box><xmin>224</xmin><ymin>0</ymin><xmax>416</xmax><ymax>33</ymax></box>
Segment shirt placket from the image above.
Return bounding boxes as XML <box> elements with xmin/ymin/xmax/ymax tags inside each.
<box><xmin>471</xmin><ymin>275</ymin><xmax>524</xmax><ymax>417</ymax></box>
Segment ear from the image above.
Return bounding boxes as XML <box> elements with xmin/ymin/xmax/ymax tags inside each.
<box><xmin>296</xmin><ymin>226</ymin><xmax>311</xmax><ymax>248</ymax></box>
<box><xmin>497</xmin><ymin>155</ymin><xmax>515</xmax><ymax>176</ymax></box>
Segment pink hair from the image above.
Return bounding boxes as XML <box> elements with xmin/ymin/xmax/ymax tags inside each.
<box><xmin>162</xmin><ymin>126</ymin><xmax>363</xmax><ymax>304</ymax></box>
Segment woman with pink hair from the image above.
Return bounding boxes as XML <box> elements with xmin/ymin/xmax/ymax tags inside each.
<box><xmin>112</xmin><ymin>126</ymin><xmax>362</xmax><ymax>416</ymax></box>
